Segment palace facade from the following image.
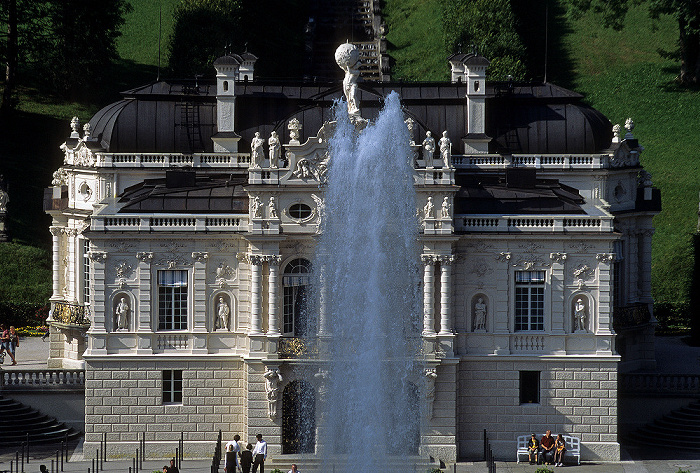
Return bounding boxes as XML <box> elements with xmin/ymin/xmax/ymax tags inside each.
<box><xmin>45</xmin><ymin>48</ymin><xmax>659</xmax><ymax>464</ymax></box>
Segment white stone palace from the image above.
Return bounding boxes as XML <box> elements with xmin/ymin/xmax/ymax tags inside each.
<box><xmin>45</xmin><ymin>45</ymin><xmax>659</xmax><ymax>465</ymax></box>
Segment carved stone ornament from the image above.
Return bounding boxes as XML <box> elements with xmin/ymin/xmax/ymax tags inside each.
<box><xmin>596</xmin><ymin>253</ymin><xmax>614</xmax><ymax>264</ymax></box>
<box><xmin>192</xmin><ymin>252</ymin><xmax>209</xmax><ymax>263</ymax></box>
<box><xmin>74</xmin><ymin>144</ymin><xmax>95</xmax><ymax>167</ymax></box>
<box><xmin>467</xmin><ymin>258</ymin><xmax>493</xmax><ymax>278</ymax></box>
<box><xmin>569</xmin><ymin>242</ymin><xmax>592</xmax><ymax>254</ymax></box>
<box><xmin>87</xmin><ymin>251</ymin><xmax>107</xmax><ymax>263</ymax></box>
<box><xmin>136</xmin><ymin>252</ymin><xmax>154</xmax><ymax>263</ymax></box>
<box><xmin>110</xmin><ymin>241</ymin><xmax>135</xmax><ymax>253</ymax></box>
<box><xmin>550</xmin><ymin>252</ymin><xmax>568</xmax><ymax>264</ymax></box>
<box><xmin>423</xmin><ymin>368</ymin><xmax>438</xmax><ymax>420</ymax></box>
<box><xmin>311</xmin><ymin>194</ymin><xmax>324</xmax><ymax>234</ymax></box>
<box><xmin>292</xmin><ymin>151</ymin><xmax>329</xmax><ymax>182</ymax></box>
<box><xmin>288</xmin><ymin>118</ymin><xmax>302</xmax><ymax>143</ymax></box>
<box><xmin>421</xmin><ymin>254</ymin><xmax>437</xmax><ymax>264</ymax></box>
<box><xmin>77</xmin><ymin>220</ymin><xmax>91</xmax><ymax>234</ymax></box>
<box><xmin>214</xmin><ymin>262</ymin><xmax>236</xmax><ymax>286</ymax></box>
<box><xmin>572</xmin><ymin>263</ymin><xmax>595</xmax><ymax>289</ymax></box>
<box><xmin>263</xmin><ymin>367</ymin><xmax>283</xmax><ymax>420</ymax></box>
<box><xmin>512</xmin><ymin>242</ymin><xmax>548</xmax><ymax>269</ymax></box>
<box><xmin>156</xmin><ymin>241</ymin><xmax>190</xmax><ymax>267</ymax></box>
<box><xmin>115</xmin><ymin>261</ymin><xmax>134</xmax><ymax>280</ymax></box>
<box><xmin>405</xmin><ymin>117</ymin><xmax>415</xmax><ymax>145</ymax></box>
<box><xmin>495</xmin><ymin>252</ymin><xmax>511</xmax><ymax>262</ymax></box>
<box><xmin>52</xmin><ymin>168</ymin><xmax>68</xmax><ymax>186</ymax></box>
<box><xmin>436</xmin><ymin>254</ymin><xmax>455</xmax><ymax>265</ymax></box>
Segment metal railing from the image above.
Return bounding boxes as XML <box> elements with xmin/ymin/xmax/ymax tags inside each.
<box><xmin>484</xmin><ymin>429</ymin><xmax>496</xmax><ymax>473</ymax></box>
<box><xmin>52</xmin><ymin>302</ymin><xmax>90</xmax><ymax>326</ymax></box>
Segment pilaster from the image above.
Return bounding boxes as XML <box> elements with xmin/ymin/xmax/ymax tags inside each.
<box><xmin>135</xmin><ymin>251</ymin><xmax>154</xmax><ymax>354</ymax></box>
<box><xmin>191</xmin><ymin>251</ymin><xmax>209</xmax><ymax>354</ymax></box>
<box><xmin>50</xmin><ymin>226</ymin><xmax>62</xmax><ymax>300</ymax></box>
<box><xmin>86</xmin><ymin>250</ymin><xmax>107</xmax><ymax>355</ymax></box>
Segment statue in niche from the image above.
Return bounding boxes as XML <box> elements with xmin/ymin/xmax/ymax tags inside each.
<box><xmin>574</xmin><ymin>297</ymin><xmax>588</xmax><ymax>332</ymax></box>
<box><xmin>473</xmin><ymin>297</ymin><xmax>487</xmax><ymax>331</ymax></box>
<box><xmin>423</xmin><ymin>196</ymin><xmax>434</xmax><ymax>219</ymax></box>
<box><xmin>251</xmin><ymin>132</ymin><xmax>265</xmax><ymax>168</ymax></box>
<box><xmin>115</xmin><ymin>296</ymin><xmax>130</xmax><ymax>330</ymax></box>
<box><xmin>251</xmin><ymin>196</ymin><xmax>262</xmax><ymax>218</ymax></box>
<box><xmin>424</xmin><ymin>368</ymin><xmax>437</xmax><ymax>419</ymax></box>
<box><xmin>268</xmin><ymin>197</ymin><xmax>278</xmax><ymax>219</ymax></box>
<box><xmin>268</xmin><ymin>131</ymin><xmax>281</xmax><ymax>168</ymax></box>
<box><xmin>335</xmin><ymin>43</ymin><xmax>361</xmax><ymax>117</ymax></box>
<box><xmin>215</xmin><ymin>296</ymin><xmax>230</xmax><ymax>331</ymax></box>
<box><xmin>264</xmin><ymin>368</ymin><xmax>283</xmax><ymax>419</ymax></box>
<box><xmin>441</xmin><ymin>196</ymin><xmax>450</xmax><ymax>219</ymax></box>
<box><xmin>439</xmin><ymin>130</ymin><xmax>451</xmax><ymax>167</ymax></box>
<box><xmin>422</xmin><ymin>131</ymin><xmax>435</xmax><ymax>162</ymax></box>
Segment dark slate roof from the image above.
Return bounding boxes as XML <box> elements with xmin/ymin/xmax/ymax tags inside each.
<box><xmin>87</xmin><ymin>78</ymin><xmax>612</xmax><ymax>155</ymax></box>
<box><xmin>117</xmin><ymin>173</ymin><xmax>248</xmax><ymax>213</ymax></box>
<box><xmin>454</xmin><ymin>172</ymin><xmax>586</xmax><ymax>215</ymax></box>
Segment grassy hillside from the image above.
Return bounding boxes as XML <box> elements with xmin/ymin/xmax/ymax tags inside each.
<box><xmin>117</xmin><ymin>0</ymin><xmax>180</xmax><ymax>70</ymax></box>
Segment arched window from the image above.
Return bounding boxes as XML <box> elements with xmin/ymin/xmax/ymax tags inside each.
<box><xmin>283</xmin><ymin>258</ymin><xmax>311</xmax><ymax>336</ymax></box>
<box><xmin>282</xmin><ymin>380</ymin><xmax>316</xmax><ymax>454</ymax></box>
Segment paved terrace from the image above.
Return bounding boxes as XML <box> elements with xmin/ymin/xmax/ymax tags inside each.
<box><xmin>1</xmin><ymin>336</ymin><xmax>699</xmax><ymax>472</ymax></box>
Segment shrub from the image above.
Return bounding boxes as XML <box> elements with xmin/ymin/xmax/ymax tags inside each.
<box><xmin>427</xmin><ymin>468</ymin><xmax>443</xmax><ymax>473</ymax></box>
<box><xmin>535</xmin><ymin>468</ymin><xmax>554</xmax><ymax>473</ymax></box>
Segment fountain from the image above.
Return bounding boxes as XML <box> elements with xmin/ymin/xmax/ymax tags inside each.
<box><xmin>314</xmin><ymin>45</ymin><xmax>422</xmax><ymax>473</ymax></box>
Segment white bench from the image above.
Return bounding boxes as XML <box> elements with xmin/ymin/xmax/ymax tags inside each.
<box><xmin>516</xmin><ymin>434</ymin><xmax>581</xmax><ymax>465</ymax></box>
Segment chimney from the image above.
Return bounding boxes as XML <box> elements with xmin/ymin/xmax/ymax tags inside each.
<box><xmin>212</xmin><ymin>54</ymin><xmax>242</xmax><ymax>153</ymax></box>
<box><xmin>462</xmin><ymin>53</ymin><xmax>491</xmax><ymax>154</ymax></box>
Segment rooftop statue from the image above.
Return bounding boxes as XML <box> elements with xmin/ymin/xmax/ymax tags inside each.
<box><xmin>334</xmin><ymin>43</ymin><xmax>361</xmax><ymax>118</ymax></box>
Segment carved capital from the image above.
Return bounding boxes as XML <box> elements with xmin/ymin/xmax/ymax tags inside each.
<box><xmin>246</xmin><ymin>254</ymin><xmax>265</xmax><ymax>266</ymax></box>
<box><xmin>436</xmin><ymin>254</ymin><xmax>455</xmax><ymax>265</ymax></box>
<box><xmin>596</xmin><ymin>253</ymin><xmax>614</xmax><ymax>264</ymax></box>
<box><xmin>191</xmin><ymin>252</ymin><xmax>209</xmax><ymax>263</ymax></box>
<box><xmin>49</xmin><ymin>226</ymin><xmax>63</xmax><ymax>237</ymax></box>
<box><xmin>550</xmin><ymin>252</ymin><xmax>568</xmax><ymax>264</ymax></box>
<box><xmin>65</xmin><ymin>228</ymin><xmax>78</xmax><ymax>237</ymax></box>
<box><xmin>136</xmin><ymin>252</ymin><xmax>154</xmax><ymax>263</ymax></box>
<box><xmin>421</xmin><ymin>254</ymin><xmax>437</xmax><ymax>264</ymax></box>
<box><xmin>261</xmin><ymin>254</ymin><xmax>282</xmax><ymax>265</ymax></box>
<box><xmin>88</xmin><ymin>251</ymin><xmax>107</xmax><ymax>263</ymax></box>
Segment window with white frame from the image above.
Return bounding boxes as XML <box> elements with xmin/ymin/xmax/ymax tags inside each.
<box><xmin>158</xmin><ymin>270</ymin><xmax>188</xmax><ymax>330</ymax></box>
<box><xmin>162</xmin><ymin>370</ymin><xmax>183</xmax><ymax>403</ymax></box>
<box><xmin>514</xmin><ymin>270</ymin><xmax>545</xmax><ymax>331</ymax></box>
<box><xmin>82</xmin><ymin>239</ymin><xmax>90</xmax><ymax>304</ymax></box>
<box><xmin>282</xmin><ymin>258</ymin><xmax>311</xmax><ymax>336</ymax></box>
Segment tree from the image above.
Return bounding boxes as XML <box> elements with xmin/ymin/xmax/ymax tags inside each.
<box><xmin>1</xmin><ymin>0</ymin><xmax>131</xmax><ymax>108</ymax></box>
<box><xmin>563</xmin><ymin>0</ymin><xmax>700</xmax><ymax>85</ymax></box>
<box><xmin>167</xmin><ymin>0</ymin><xmax>308</xmax><ymax>79</ymax></box>
<box><xmin>442</xmin><ymin>0</ymin><xmax>527</xmax><ymax>80</ymax></box>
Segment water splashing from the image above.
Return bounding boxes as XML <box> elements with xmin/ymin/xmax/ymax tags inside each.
<box><xmin>316</xmin><ymin>91</ymin><xmax>421</xmax><ymax>473</ymax></box>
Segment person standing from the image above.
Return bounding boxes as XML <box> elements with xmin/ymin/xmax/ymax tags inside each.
<box><xmin>251</xmin><ymin>434</ymin><xmax>267</xmax><ymax>473</ymax></box>
<box><xmin>225</xmin><ymin>434</ymin><xmax>242</xmax><ymax>472</ymax></box>
<box><xmin>0</xmin><ymin>324</ymin><xmax>16</xmax><ymax>365</ymax></box>
<box><xmin>239</xmin><ymin>443</ymin><xmax>254</xmax><ymax>473</ymax></box>
<box><xmin>167</xmin><ymin>458</ymin><xmax>179</xmax><ymax>473</ymax></box>
<box><xmin>8</xmin><ymin>326</ymin><xmax>19</xmax><ymax>365</ymax></box>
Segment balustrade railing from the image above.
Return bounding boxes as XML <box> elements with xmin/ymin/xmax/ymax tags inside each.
<box><xmin>53</xmin><ymin>302</ymin><xmax>90</xmax><ymax>326</ymax></box>
<box><xmin>95</xmin><ymin>214</ymin><xmax>248</xmax><ymax>232</ymax></box>
<box><xmin>1</xmin><ymin>370</ymin><xmax>85</xmax><ymax>390</ymax></box>
<box><xmin>512</xmin><ymin>335</ymin><xmax>546</xmax><ymax>352</ymax></box>
<box><xmin>156</xmin><ymin>334</ymin><xmax>189</xmax><ymax>351</ymax></box>
<box><xmin>96</xmin><ymin>152</ymin><xmax>251</xmax><ymax>168</ymax></box>
<box><xmin>619</xmin><ymin>373</ymin><xmax>700</xmax><ymax>396</ymax></box>
<box><xmin>451</xmin><ymin>153</ymin><xmax>607</xmax><ymax>169</ymax></box>
<box><xmin>457</xmin><ymin>215</ymin><xmax>612</xmax><ymax>233</ymax></box>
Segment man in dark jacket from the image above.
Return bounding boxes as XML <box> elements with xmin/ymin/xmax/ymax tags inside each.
<box><xmin>239</xmin><ymin>443</ymin><xmax>254</xmax><ymax>473</ymax></box>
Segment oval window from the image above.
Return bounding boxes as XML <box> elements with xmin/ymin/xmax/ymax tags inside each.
<box><xmin>289</xmin><ymin>203</ymin><xmax>312</xmax><ymax>219</ymax></box>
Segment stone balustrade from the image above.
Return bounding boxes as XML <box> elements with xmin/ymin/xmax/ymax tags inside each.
<box><xmin>451</xmin><ymin>153</ymin><xmax>612</xmax><ymax>169</ymax></box>
<box><xmin>94</xmin><ymin>215</ymin><xmax>247</xmax><ymax>232</ymax></box>
<box><xmin>95</xmin><ymin>152</ymin><xmax>251</xmax><ymax>168</ymax></box>
<box><xmin>456</xmin><ymin>215</ymin><xmax>613</xmax><ymax>233</ymax></box>
<box><xmin>619</xmin><ymin>373</ymin><xmax>700</xmax><ymax>396</ymax></box>
<box><xmin>1</xmin><ymin>369</ymin><xmax>85</xmax><ymax>391</ymax></box>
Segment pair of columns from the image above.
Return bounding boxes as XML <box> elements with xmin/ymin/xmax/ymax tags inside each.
<box><xmin>422</xmin><ymin>254</ymin><xmax>454</xmax><ymax>336</ymax></box>
<box><xmin>248</xmin><ymin>254</ymin><xmax>282</xmax><ymax>335</ymax></box>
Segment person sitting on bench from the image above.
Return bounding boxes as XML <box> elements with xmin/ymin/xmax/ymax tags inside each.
<box><xmin>527</xmin><ymin>433</ymin><xmax>539</xmax><ymax>464</ymax></box>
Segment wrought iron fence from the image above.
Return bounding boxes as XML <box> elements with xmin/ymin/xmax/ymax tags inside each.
<box><xmin>52</xmin><ymin>302</ymin><xmax>91</xmax><ymax>326</ymax></box>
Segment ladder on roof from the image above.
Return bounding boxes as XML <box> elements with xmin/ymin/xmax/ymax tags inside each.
<box><xmin>180</xmin><ymin>102</ymin><xmax>204</xmax><ymax>153</ymax></box>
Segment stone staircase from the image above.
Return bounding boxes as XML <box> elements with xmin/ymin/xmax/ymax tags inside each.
<box><xmin>627</xmin><ymin>399</ymin><xmax>700</xmax><ymax>450</ymax></box>
<box><xmin>0</xmin><ymin>396</ymin><xmax>82</xmax><ymax>447</ymax></box>
<box><xmin>303</xmin><ymin>0</ymin><xmax>389</xmax><ymax>81</ymax></box>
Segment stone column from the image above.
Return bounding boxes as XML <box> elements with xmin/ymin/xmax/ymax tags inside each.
<box><xmin>50</xmin><ymin>226</ymin><xmax>62</xmax><ymax>300</ymax></box>
<box><xmin>249</xmin><ymin>255</ymin><xmax>264</xmax><ymax>334</ymax></box>
<box><xmin>438</xmin><ymin>255</ymin><xmax>454</xmax><ymax>335</ymax></box>
<box><xmin>422</xmin><ymin>255</ymin><xmax>436</xmax><ymax>335</ymax></box>
<box><xmin>267</xmin><ymin>255</ymin><xmax>281</xmax><ymax>335</ymax></box>
<box><xmin>66</xmin><ymin>228</ymin><xmax>77</xmax><ymax>302</ymax></box>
